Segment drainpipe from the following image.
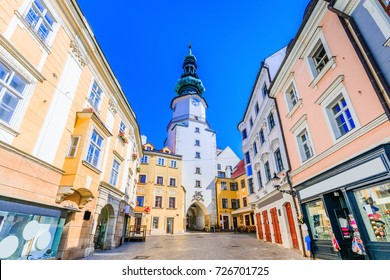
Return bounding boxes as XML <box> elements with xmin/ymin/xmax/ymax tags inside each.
<box><xmin>265</xmin><ymin>64</ymin><xmax>307</xmax><ymax>257</ymax></box>
<box><xmin>324</xmin><ymin>0</ymin><xmax>390</xmax><ymax>119</ymax></box>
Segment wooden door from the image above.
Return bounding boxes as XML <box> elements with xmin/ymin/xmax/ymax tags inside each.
<box><xmin>256</xmin><ymin>213</ymin><xmax>263</xmax><ymax>239</ymax></box>
<box><xmin>262</xmin><ymin>210</ymin><xmax>272</xmax><ymax>242</ymax></box>
<box><xmin>285</xmin><ymin>203</ymin><xmax>299</xmax><ymax>249</ymax></box>
<box><xmin>270</xmin><ymin>208</ymin><xmax>282</xmax><ymax>244</ymax></box>
<box><xmin>223</xmin><ymin>216</ymin><xmax>229</xmax><ymax>230</ymax></box>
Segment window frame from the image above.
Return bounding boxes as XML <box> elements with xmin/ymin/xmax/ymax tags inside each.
<box><xmin>154</xmin><ymin>196</ymin><xmax>163</xmax><ymax>208</ymax></box>
<box><xmin>109</xmin><ymin>159</ymin><xmax>120</xmax><ymax>186</ymax></box>
<box><xmin>168</xmin><ymin>197</ymin><xmax>176</xmax><ymax>209</ymax></box>
<box><xmin>326</xmin><ymin>94</ymin><xmax>356</xmax><ymax>139</ymax></box>
<box><xmin>136</xmin><ymin>196</ymin><xmax>144</xmax><ymax>207</ymax></box>
<box><xmin>138</xmin><ymin>174</ymin><xmax>147</xmax><ymax>184</ymax></box>
<box><xmin>264</xmin><ymin>161</ymin><xmax>272</xmax><ymax>182</ymax></box>
<box><xmin>195</xmin><ymin>180</ymin><xmax>201</xmax><ymax>188</ymax></box>
<box><xmin>169</xmin><ymin>177</ymin><xmax>176</xmax><ymax>187</ymax></box>
<box><xmin>170</xmin><ymin>160</ymin><xmax>177</xmax><ymax>168</ymax></box>
<box><xmin>222</xmin><ymin>198</ymin><xmax>229</xmax><ymax>209</ymax></box>
<box><xmin>157</xmin><ymin>157</ymin><xmax>165</xmax><ymax>166</ymax></box>
<box><xmin>195</xmin><ymin>167</ymin><xmax>201</xmax><ymax>174</ymax></box>
<box><xmin>88</xmin><ymin>81</ymin><xmax>103</xmax><ymax>111</ymax></box>
<box><xmin>221</xmin><ymin>181</ymin><xmax>227</xmax><ymax>190</ymax></box>
<box><xmin>85</xmin><ymin>129</ymin><xmax>104</xmax><ymax>168</ymax></box>
<box><xmin>297</xmin><ymin>128</ymin><xmax>315</xmax><ymax>162</ymax></box>
<box><xmin>195</xmin><ymin>152</ymin><xmax>201</xmax><ymax>159</ymax></box>
<box><xmin>66</xmin><ymin>136</ymin><xmax>80</xmax><ymax>157</ymax></box>
<box><xmin>268</xmin><ymin>112</ymin><xmax>275</xmax><ymax>131</ymax></box>
<box><xmin>140</xmin><ymin>155</ymin><xmax>149</xmax><ymax>164</ymax></box>
<box><xmin>156</xmin><ymin>176</ymin><xmax>164</xmax><ymax>185</ymax></box>
<box><xmin>274</xmin><ymin>148</ymin><xmax>284</xmax><ymax>173</ymax></box>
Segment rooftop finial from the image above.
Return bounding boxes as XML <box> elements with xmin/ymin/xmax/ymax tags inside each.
<box><xmin>188</xmin><ymin>42</ymin><xmax>192</xmax><ymax>54</ymax></box>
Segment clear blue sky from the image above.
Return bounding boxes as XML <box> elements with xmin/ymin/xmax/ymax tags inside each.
<box><xmin>76</xmin><ymin>0</ymin><xmax>311</xmax><ymax>158</ymax></box>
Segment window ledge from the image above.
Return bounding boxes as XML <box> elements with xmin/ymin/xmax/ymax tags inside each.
<box><xmin>0</xmin><ymin>121</ymin><xmax>20</xmax><ymax>137</ymax></box>
<box><xmin>82</xmin><ymin>160</ymin><xmax>102</xmax><ymax>174</ymax></box>
<box><xmin>309</xmin><ymin>56</ymin><xmax>336</xmax><ymax>89</ymax></box>
<box><xmin>286</xmin><ymin>99</ymin><xmax>303</xmax><ymax>119</ymax></box>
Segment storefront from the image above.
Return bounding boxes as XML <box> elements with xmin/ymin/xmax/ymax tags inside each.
<box><xmin>297</xmin><ymin>144</ymin><xmax>390</xmax><ymax>260</ymax></box>
<box><xmin>0</xmin><ymin>197</ymin><xmax>67</xmax><ymax>260</ymax></box>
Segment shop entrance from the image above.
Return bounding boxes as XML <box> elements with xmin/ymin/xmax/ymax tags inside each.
<box><xmin>323</xmin><ymin>191</ymin><xmax>365</xmax><ymax>260</ymax></box>
<box><xmin>166</xmin><ymin>218</ymin><xmax>174</xmax><ymax>234</ymax></box>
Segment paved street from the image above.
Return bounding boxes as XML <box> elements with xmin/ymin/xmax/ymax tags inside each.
<box><xmin>82</xmin><ymin>232</ymin><xmax>308</xmax><ymax>260</ymax></box>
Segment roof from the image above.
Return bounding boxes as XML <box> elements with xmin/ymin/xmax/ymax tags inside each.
<box><xmin>231</xmin><ymin>159</ymin><xmax>245</xmax><ymax>179</ymax></box>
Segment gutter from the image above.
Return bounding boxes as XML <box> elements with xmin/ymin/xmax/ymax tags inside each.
<box><xmin>324</xmin><ymin>0</ymin><xmax>390</xmax><ymax>119</ymax></box>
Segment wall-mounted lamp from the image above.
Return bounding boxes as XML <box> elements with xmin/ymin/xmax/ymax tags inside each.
<box><xmin>272</xmin><ymin>172</ymin><xmax>297</xmax><ymax>197</ymax></box>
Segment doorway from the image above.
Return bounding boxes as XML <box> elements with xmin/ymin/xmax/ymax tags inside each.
<box><xmin>256</xmin><ymin>213</ymin><xmax>263</xmax><ymax>239</ymax></box>
<box><xmin>285</xmin><ymin>203</ymin><xmax>299</xmax><ymax>249</ymax></box>
<box><xmin>262</xmin><ymin>210</ymin><xmax>272</xmax><ymax>242</ymax></box>
<box><xmin>166</xmin><ymin>218</ymin><xmax>174</xmax><ymax>234</ymax></box>
<box><xmin>222</xmin><ymin>216</ymin><xmax>229</xmax><ymax>230</ymax></box>
<box><xmin>270</xmin><ymin>208</ymin><xmax>282</xmax><ymax>244</ymax></box>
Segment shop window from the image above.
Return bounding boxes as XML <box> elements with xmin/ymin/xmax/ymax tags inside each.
<box><xmin>305</xmin><ymin>200</ymin><xmax>331</xmax><ymax>241</ymax></box>
<box><xmin>152</xmin><ymin>217</ymin><xmax>159</xmax><ymax>229</ymax></box>
<box><xmin>353</xmin><ymin>183</ymin><xmax>390</xmax><ymax>242</ymax></box>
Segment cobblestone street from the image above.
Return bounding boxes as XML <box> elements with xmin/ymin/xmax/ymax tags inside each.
<box><xmin>82</xmin><ymin>232</ymin><xmax>308</xmax><ymax>260</ymax></box>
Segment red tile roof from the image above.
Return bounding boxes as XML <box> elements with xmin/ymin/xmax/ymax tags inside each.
<box><xmin>231</xmin><ymin>159</ymin><xmax>245</xmax><ymax>179</ymax></box>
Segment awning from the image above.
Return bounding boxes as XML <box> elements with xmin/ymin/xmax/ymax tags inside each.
<box><xmin>231</xmin><ymin>206</ymin><xmax>253</xmax><ymax>215</ymax></box>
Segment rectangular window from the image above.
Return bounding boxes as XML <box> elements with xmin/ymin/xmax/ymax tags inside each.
<box><xmin>25</xmin><ymin>0</ymin><xmax>55</xmax><ymax>42</ymax></box>
<box><xmin>231</xmin><ymin>199</ymin><xmax>239</xmax><ymax>209</ymax></box>
<box><xmin>66</xmin><ymin>136</ymin><xmax>80</xmax><ymax>157</ymax></box>
<box><xmin>230</xmin><ymin>182</ymin><xmax>238</xmax><ymax>191</ymax></box>
<box><xmin>195</xmin><ymin>127</ymin><xmax>200</xmax><ymax>133</ymax></box>
<box><xmin>286</xmin><ymin>84</ymin><xmax>299</xmax><ymax>111</ymax></box>
<box><xmin>156</xmin><ymin>176</ymin><xmax>164</xmax><ymax>185</ymax></box>
<box><xmin>328</xmin><ymin>96</ymin><xmax>356</xmax><ymax>138</ymax></box>
<box><xmin>109</xmin><ymin>160</ymin><xmax>120</xmax><ymax>186</ymax></box>
<box><xmin>157</xmin><ymin>157</ymin><xmax>165</xmax><ymax>166</ymax></box>
<box><xmin>141</xmin><ymin>155</ymin><xmax>149</xmax><ymax>164</ymax></box>
<box><xmin>170</xmin><ymin>160</ymin><xmax>177</xmax><ymax>168</ymax></box>
<box><xmin>217</xmin><ymin>164</ymin><xmax>221</xmax><ymax>170</ymax></box>
<box><xmin>253</xmin><ymin>142</ymin><xmax>258</xmax><ymax>155</ymax></box>
<box><xmin>152</xmin><ymin>217</ymin><xmax>159</xmax><ymax>229</ymax></box>
<box><xmin>255</xmin><ymin>102</ymin><xmax>259</xmax><ymax>116</ymax></box>
<box><xmin>246</xmin><ymin>165</ymin><xmax>253</xmax><ymax>176</ymax></box>
<box><xmin>248</xmin><ymin>178</ymin><xmax>254</xmax><ymax>194</ymax></box>
<box><xmin>168</xmin><ymin>197</ymin><xmax>176</xmax><ymax>209</ymax></box>
<box><xmin>195</xmin><ymin>167</ymin><xmax>201</xmax><ymax>174</ymax></box>
<box><xmin>274</xmin><ymin>148</ymin><xmax>284</xmax><ymax>173</ymax></box>
<box><xmin>0</xmin><ymin>61</ymin><xmax>27</xmax><ymax>124</ymax></box>
<box><xmin>264</xmin><ymin>161</ymin><xmax>271</xmax><ymax>182</ymax></box>
<box><xmin>268</xmin><ymin>113</ymin><xmax>275</xmax><ymax>130</ymax></box>
<box><xmin>257</xmin><ymin>170</ymin><xmax>263</xmax><ymax>189</ymax></box>
<box><xmin>195</xmin><ymin>139</ymin><xmax>200</xmax><ymax>146</ymax></box>
<box><xmin>169</xmin><ymin>178</ymin><xmax>176</xmax><ymax>187</ymax></box>
<box><xmin>297</xmin><ymin>129</ymin><xmax>314</xmax><ymax>162</ymax></box>
<box><xmin>249</xmin><ymin>117</ymin><xmax>253</xmax><ymax>128</ymax></box>
<box><xmin>242</xmin><ymin>129</ymin><xmax>247</xmax><ymax>140</ymax></box>
<box><xmin>119</xmin><ymin>121</ymin><xmax>126</xmax><ymax>134</ymax></box>
<box><xmin>218</xmin><ymin>171</ymin><xmax>226</xmax><ymax>178</ymax></box>
<box><xmin>262</xmin><ymin>83</ymin><xmax>268</xmax><ymax>97</ymax></box>
<box><xmin>243</xmin><ymin>197</ymin><xmax>247</xmax><ymax>207</ymax></box>
<box><xmin>221</xmin><ymin>182</ymin><xmax>227</xmax><ymax>190</ymax></box>
<box><xmin>311</xmin><ymin>41</ymin><xmax>330</xmax><ymax>74</ymax></box>
<box><xmin>138</xmin><ymin>174</ymin><xmax>146</xmax><ymax>183</ymax></box>
<box><xmin>241</xmin><ymin>179</ymin><xmax>246</xmax><ymax>188</ymax></box>
<box><xmin>155</xmin><ymin>196</ymin><xmax>163</xmax><ymax>208</ymax></box>
<box><xmin>195</xmin><ymin>152</ymin><xmax>201</xmax><ymax>159</ymax></box>
<box><xmin>195</xmin><ymin>180</ymin><xmax>201</xmax><ymax>188</ymax></box>
<box><xmin>136</xmin><ymin>196</ymin><xmax>144</xmax><ymax>207</ymax></box>
<box><xmin>305</xmin><ymin>199</ymin><xmax>331</xmax><ymax>241</ymax></box>
<box><xmin>88</xmin><ymin>81</ymin><xmax>102</xmax><ymax>110</ymax></box>
<box><xmin>86</xmin><ymin>129</ymin><xmax>104</xmax><ymax>168</ymax></box>
<box><xmin>245</xmin><ymin>152</ymin><xmax>251</xmax><ymax>164</ymax></box>
<box><xmin>222</xmin><ymin>198</ymin><xmax>228</xmax><ymax>209</ymax></box>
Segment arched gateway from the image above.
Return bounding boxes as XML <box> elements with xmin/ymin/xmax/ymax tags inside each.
<box><xmin>187</xmin><ymin>202</ymin><xmax>210</xmax><ymax>231</ymax></box>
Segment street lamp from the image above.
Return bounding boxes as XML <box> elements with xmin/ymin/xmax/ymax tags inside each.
<box><xmin>272</xmin><ymin>172</ymin><xmax>297</xmax><ymax>196</ymax></box>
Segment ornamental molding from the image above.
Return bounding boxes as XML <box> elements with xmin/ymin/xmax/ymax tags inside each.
<box><xmin>108</xmin><ymin>99</ymin><xmax>118</xmax><ymax>114</ymax></box>
<box><xmin>191</xmin><ymin>191</ymin><xmax>204</xmax><ymax>202</ymax></box>
<box><xmin>70</xmin><ymin>40</ymin><xmax>87</xmax><ymax>67</ymax></box>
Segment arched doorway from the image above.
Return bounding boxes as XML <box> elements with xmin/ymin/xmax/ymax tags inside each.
<box><xmin>94</xmin><ymin>204</ymin><xmax>115</xmax><ymax>249</ymax></box>
<box><xmin>186</xmin><ymin>202</ymin><xmax>209</xmax><ymax>231</ymax></box>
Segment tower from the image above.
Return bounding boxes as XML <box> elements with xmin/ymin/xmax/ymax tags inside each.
<box><xmin>165</xmin><ymin>45</ymin><xmax>218</xmax><ymax>230</ymax></box>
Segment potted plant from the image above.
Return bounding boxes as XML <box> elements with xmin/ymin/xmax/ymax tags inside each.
<box><xmin>136</xmin><ymin>166</ymin><xmax>141</xmax><ymax>173</ymax></box>
<box><xmin>118</xmin><ymin>131</ymin><xmax>129</xmax><ymax>143</ymax></box>
<box><xmin>132</xmin><ymin>153</ymin><xmax>137</xmax><ymax>160</ymax></box>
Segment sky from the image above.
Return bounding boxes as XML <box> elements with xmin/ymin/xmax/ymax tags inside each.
<box><xmin>76</xmin><ymin>0</ymin><xmax>311</xmax><ymax>159</ymax></box>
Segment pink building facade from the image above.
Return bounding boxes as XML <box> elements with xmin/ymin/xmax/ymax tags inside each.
<box><xmin>271</xmin><ymin>1</ymin><xmax>390</xmax><ymax>259</ymax></box>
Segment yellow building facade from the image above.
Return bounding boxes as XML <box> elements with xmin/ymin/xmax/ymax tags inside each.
<box><xmin>134</xmin><ymin>143</ymin><xmax>185</xmax><ymax>235</ymax></box>
<box><xmin>0</xmin><ymin>0</ymin><xmax>142</xmax><ymax>260</ymax></box>
<box><xmin>215</xmin><ymin>160</ymin><xmax>254</xmax><ymax>231</ymax></box>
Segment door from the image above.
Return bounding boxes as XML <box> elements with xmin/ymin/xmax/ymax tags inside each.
<box><xmin>244</xmin><ymin>215</ymin><xmax>250</xmax><ymax>226</ymax></box>
<box><xmin>223</xmin><ymin>216</ymin><xmax>229</xmax><ymax>230</ymax></box>
<box><xmin>262</xmin><ymin>210</ymin><xmax>272</xmax><ymax>242</ymax></box>
<box><xmin>233</xmin><ymin>217</ymin><xmax>238</xmax><ymax>229</ymax></box>
<box><xmin>270</xmin><ymin>207</ymin><xmax>283</xmax><ymax>244</ymax></box>
<box><xmin>166</xmin><ymin>218</ymin><xmax>174</xmax><ymax>234</ymax></box>
<box><xmin>135</xmin><ymin>213</ymin><xmax>142</xmax><ymax>234</ymax></box>
<box><xmin>256</xmin><ymin>213</ymin><xmax>263</xmax><ymax>239</ymax></box>
<box><xmin>285</xmin><ymin>203</ymin><xmax>299</xmax><ymax>249</ymax></box>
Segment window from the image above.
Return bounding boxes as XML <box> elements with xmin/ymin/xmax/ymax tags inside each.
<box><xmin>242</xmin><ymin>129</ymin><xmax>247</xmax><ymax>140</ymax></box>
<box><xmin>243</xmin><ymin>197</ymin><xmax>247</xmax><ymax>207</ymax></box>
<box><xmin>25</xmin><ymin>0</ymin><xmax>55</xmax><ymax>42</ymax></box>
<box><xmin>0</xmin><ymin>61</ymin><xmax>28</xmax><ymax>124</ymax></box>
<box><xmin>249</xmin><ymin>117</ymin><xmax>253</xmax><ymax>129</ymax></box>
<box><xmin>119</xmin><ymin>121</ymin><xmax>126</xmax><ymax>134</ymax></box>
<box><xmin>156</xmin><ymin>176</ymin><xmax>164</xmax><ymax>185</ymax></box>
<box><xmin>125</xmin><ymin>175</ymin><xmax>131</xmax><ymax>196</ymax></box>
<box><xmin>274</xmin><ymin>149</ymin><xmax>284</xmax><ymax>173</ymax></box>
<box><xmin>221</xmin><ymin>182</ymin><xmax>227</xmax><ymax>190</ymax></box>
<box><xmin>257</xmin><ymin>170</ymin><xmax>263</xmax><ymax>189</ymax></box>
<box><xmin>222</xmin><ymin>198</ymin><xmax>228</xmax><ymax>209</ymax></box>
<box><xmin>168</xmin><ymin>197</ymin><xmax>176</xmax><ymax>209</ymax></box>
<box><xmin>328</xmin><ymin>96</ymin><xmax>356</xmax><ymax>138</ymax></box>
<box><xmin>195</xmin><ymin>167</ymin><xmax>201</xmax><ymax>174</ymax></box>
<box><xmin>141</xmin><ymin>155</ymin><xmax>149</xmax><ymax>164</ymax></box>
<box><xmin>268</xmin><ymin>112</ymin><xmax>275</xmax><ymax>130</ymax></box>
<box><xmin>217</xmin><ymin>164</ymin><xmax>221</xmax><ymax>170</ymax></box>
<box><xmin>88</xmin><ymin>81</ymin><xmax>102</xmax><ymax>110</ymax></box>
<box><xmin>262</xmin><ymin>83</ymin><xmax>268</xmax><ymax>97</ymax></box>
<box><xmin>86</xmin><ymin>129</ymin><xmax>104</xmax><ymax>168</ymax></box>
<box><xmin>170</xmin><ymin>160</ymin><xmax>177</xmax><ymax>168</ymax></box>
<box><xmin>246</xmin><ymin>165</ymin><xmax>253</xmax><ymax>176</ymax></box>
<box><xmin>264</xmin><ymin>161</ymin><xmax>271</xmax><ymax>182</ymax></box>
<box><xmin>230</xmin><ymin>182</ymin><xmax>238</xmax><ymax>191</ymax></box>
<box><xmin>136</xmin><ymin>196</ymin><xmax>144</xmax><ymax>207</ymax></box>
<box><xmin>152</xmin><ymin>217</ymin><xmax>159</xmax><ymax>229</ymax></box>
<box><xmin>241</xmin><ymin>179</ymin><xmax>246</xmax><ymax>188</ymax></box>
<box><xmin>66</xmin><ymin>136</ymin><xmax>80</xmax><ymax>157</ymax></box>
<box><xmin>255</xmin><ymin>102</ymin><xmax>259</xmax><ymax>116</ymax></box>
<box><xmin>248</xmin><ymin>178</ymin><xmax>254</xmax><ymax>194</ymax></box>
<box><xmin>157</xmin><ymin>157</ymin><xmax>165</xmax><ymax>166</ymax></box>
<box><xmin>259</xmin><ymin>129</ymin><xmax>265</xmax><ymax>145</ymax></box>
<box><xmin>231</xmin><ymin>199</ymin><xmax>239</xmax><ymax>209</ymax></box>
<box><xmin>195</xmin><ymin>127</ymin><xmax>200</xmax><ymax>133</ymax></box>
<box><xmin>155</xmin><ymin>196</ymin><xmax>163</xmax><ymax>208</ymax></box>
<box><xmin>305</xmin><ymin>200</ymin><xmax>331</xmax><ymax>241</ymax></box>
<box><xmin>195</xmin><ymin>152</ymin><xmax>201</xmax><ymax>159</ymax></box>
<box><xmin>146</xmin><ymin>146</ymin><xmax>152</xmax><ymax>151</ymax></box>
<box><xmin>245</xmin><ymin>152</ymin><xmax>251</xmax><ymax>164</ymax></box>
<box><xmin>297</xmin><ymin>129</ymin><xmax>314</xmax><ymax>162</ymax></box>
<box><xmin>286</xmin><ymin>84</ymin><xmax>299</xmax><ymax>111</ymax></box>
<box><xmin>138</xmin><ymin>174</ymin><xmax>146</xmax><ymax>183</ymax></box>
<box><xmin>195</xmin><ymin>139</ymin><xmax>200</xmax><ymax>146</ymax></box>
<box><xmin>218</xmin><ymin>171</ymin><xmax>226</xmax><ymax>178</ymax></box>
<box><xmin>169</xmin><ymin>178</ymin><xmax>176</xmax><ymax>187</ymax></box>
<box><xmin>253</xmin><ymin>142</ymin><xmax>258</xmax><ymax>155</ymax></box>
<box><xmin>109</xmin><ymin>160</ymin><xmax>120</xmax><ymax>186</ymax></box>
<box><xmin>195</xmin><ymin>180</ymin><xmax>201</xmax><ymax>188</ymax></box>
<box><xmin>310</xmin><ymin>41</ymin><xmax>329</xmax><ymax>74</ymax></box>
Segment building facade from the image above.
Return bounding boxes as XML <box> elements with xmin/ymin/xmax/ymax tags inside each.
<box><xmin>165</xmin><ymin>46</ymin><xmax>239</xmax><ymax>230</ymax></box>
<box><xmin>271</xmin><ymin>0</ymin><xmax>390</xmax><ymax>260</ymax></box>
<box><xmin>0</xmin><ymin>0</ymin><xmax>142</xmax><ymax>260</ymax></box>
<box><xmin>134</xmin><ymin>143</ymin><xmax>185</xmax><ymax>235</ymax></box>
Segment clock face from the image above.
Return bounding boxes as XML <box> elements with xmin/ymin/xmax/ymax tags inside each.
<box><xmin>191</xmin><ymin>99</ymin><xmax>200</xmax><ymax>106</ymax></box>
